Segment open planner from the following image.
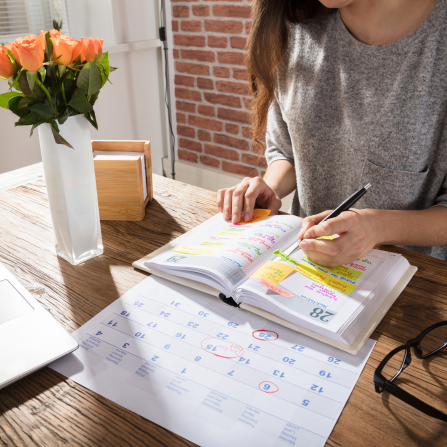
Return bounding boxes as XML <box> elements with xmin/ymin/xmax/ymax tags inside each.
<box><xmin>134</xmin><ymin>211</ymin><xmax>417</xmax><ymax>354</ymax></box>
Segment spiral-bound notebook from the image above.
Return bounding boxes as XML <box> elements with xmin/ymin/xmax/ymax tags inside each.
<box><xmin>133</xmin><ymin>212</ymin><xmax>416</xmax><ymax>355</ymax></box>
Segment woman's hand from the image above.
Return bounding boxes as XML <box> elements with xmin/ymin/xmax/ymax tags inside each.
<box><xmin>296</xmin><ymin>209</ymin><xmax>381</xmax><ymax>267</ymax></box>
<box><xmin>217</xmin><ymin>177</ymin><xmax>282</xmax><ymax>224</ymax></box>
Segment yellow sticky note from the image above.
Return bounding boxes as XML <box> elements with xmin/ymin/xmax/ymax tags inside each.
<box><xmin>201</xmin><ymin>241</ymin><xmax>226</xmax><ymax>246</ymax></box>
<box><xmin>172</xmin><ymin>244</ymin><xmax>222</xmax><ymax>256</ymax></box>
<box><xmin>273</xmin><ymin>250</ymin><xmax>300</xmax><ymax>266</ymax></box>
<box><xmin>303</xmin><ymin>256</ymin><xmax>363</xmax><ymax>281</ymax></box>
<box><xmin>295</xmin><ymin>262</ymin><xmax>357</xmax><ymax>295</ymax></box>
<box><xmin>251</xmin><ymin>261</ymin><xmax>295</xmax><ymax>286</ymax></box>
<box><xmin>217</xmin><ymin>231</ymin><xmax>240</xmax><ymax>237</ymax></box>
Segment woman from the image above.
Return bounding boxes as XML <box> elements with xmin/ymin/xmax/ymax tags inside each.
<box><xmin>217</xmin><ymin>0</ymin><xmax>447</xmax><ymax>267</ymax></box>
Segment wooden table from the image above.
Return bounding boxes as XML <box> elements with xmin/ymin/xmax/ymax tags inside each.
<box><xmin>1</xmin><ymin>164</ymin><xmax>446</xmax><ymax>447</ymax></box>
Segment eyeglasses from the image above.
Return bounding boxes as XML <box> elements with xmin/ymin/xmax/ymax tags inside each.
<box><xmin>374</xmin><ymin>320</ymin><xmax>447</xmax><ymax>422</ymax></box>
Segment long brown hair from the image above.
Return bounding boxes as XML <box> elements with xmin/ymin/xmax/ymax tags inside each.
<box><xmin>247</xmin><ymin>0</ymin><xmax>325</xmax><ymax>149</ymax></box>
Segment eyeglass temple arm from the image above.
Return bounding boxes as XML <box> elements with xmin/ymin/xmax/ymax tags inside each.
<box><xmin>384</xmin><ymin>380</ymin><xmax>447</xmax><ymax>422</ymax></box>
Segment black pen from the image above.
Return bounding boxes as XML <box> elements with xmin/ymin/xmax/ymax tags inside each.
<box><xmin>289</xmin><ymin>183</ymin><xmax>371</xmax><ymax>256</ymax></box>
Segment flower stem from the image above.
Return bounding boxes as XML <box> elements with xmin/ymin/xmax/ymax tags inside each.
<box><xmin>61</xmin><ymin>81</ymin><xmax>67</xmax><ymax>107</ymax></box>
<box><xmin>35</xmin><ymin>77</ymin><xmax>57</xmax><ymax>116</ymax></box>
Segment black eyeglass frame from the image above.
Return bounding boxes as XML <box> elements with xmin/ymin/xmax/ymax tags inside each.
<box><xmin>373</xmin><ymin>320</ymin><xmax>447</xmax><ymax>423</ymax></box>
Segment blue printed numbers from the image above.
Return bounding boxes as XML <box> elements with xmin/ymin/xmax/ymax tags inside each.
<box><xmin>121</xmin><ymin>311</ymin><xmax>130</xmax><ymax>317</ymax></box>
<box><xmin>159</xmin><ymin>311</ymin><xmax>171</xmax><ymax>318</ymax></box>
<box><xmin>319</xmin><ymin>370</ymin><xmax>332</xmax><ymax>378</ymax></box>
<box><xmin>198</xmin><ymin>311</ymin><xmax>209</xmax><ymax>318</ymax></box>
<box><xmin>302</xmin><ymin>399</ymin><xmax>310</xmax><ymax>407</ymax></box>
<box><xmin>217</xmin><ymin>332</ymin><xmax>229</xmax><ymax>339</ymax></box>
<box><xmin>257</xmin><ymin>332</ymin><xmax>272</xmax><ymax>340</ymax></box>
<box><xmin>194</xmin><ymin>356</ymin><xmax>201</xmax><ymax>362</ymax></box>
<box><xmin>248</xmin><ymin>344</ymin><xmax>260</xmax><ymax>351</ymax></box>
<box><xmin>309</xmin><ymin>308</ymin><xmax>334</xmax><ymax>322</ymax></box>
<box><xmin>147</xmin><ymin>322</ymin><xmax>157</xmax><ymax>328</ymax></box>
<box><xmin>188</xmin><ymin>322</ymin><xmax>199</xmax><ymax>328</ymax></box>
<box><xmin>108</xmin><ymin>320</ymin><xmax>117</xmax><ymax>327</ymax></box>
<box><xmin>122</xmin><ymin>343</ymin><xmax>129</xmax><ymax>349</ymax></box>
<box><xmin>311</xmin><ymin>384</ymin><xmax>324</xmax><ymax>393</ymax></box>
<box><xmin>282</xmin><ymin>357</ymin><xmax>296</xmax><ymax>365</ymax></box>
<box><xmin>175</xmin><ymin>333</ymin><xmax>186</xmax><ymax>340</ymax></box>
<box><xmin>96</xmin><ymin>331</ymin><xmax>103</xmax><ymax>336</ymax></box>
<box><xmin>263</xmin><ymin>383</ymin><xmax>271</xmax><ymax>391</ymax></box>
<box><xmin>135</xmin><ymin>332</ymin><xmax>146</xmax><ymax>339</ymax></box>
<box><xmin>273</xmin><ymin>370</ymin><xmax>285</xmax><ymax>378</ymax></box>
<box><xmin>170</xmin><ymin>301</ymin><xmax>181</xmax><ymax>307</ymax></box>
<box><xmin>328</xmin><ymin>357</ymin><xmax>341</xmax><ymax>365</ymax></box>
<box><xmin>227</xmin><ymin>321</ymin><xmax>239</xmax><ymax>328</ymax></box>
<box><xmin>133</xmin><ymin>301</ymin><xmax>144</xmax><ymax>308</ymax></box>
<box><xmin>291</xmin><ymin>344</ymin><xmax>305</xmax><ymax>352</ymax></box>
<box><xmin>152</xmin><ymin>355</ymin><xmax>159</xmax><ymax>361</ymax></box>
<box><xmin>164</xmin><ymin>344</ymin><xmax>171</xmax><ymax>349</ymax></box>
<box><xmin>228</xmin><ymin>370</ymin><xmax>234</xmax><ymax>376</ymax></box>
<box><xmin>238</xmin><ymin>357</ymin><xmax>250</xmax><ymax>365</ymax></box>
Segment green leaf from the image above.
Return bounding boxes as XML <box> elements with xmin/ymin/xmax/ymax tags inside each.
<box><xmin>8</xmin><ymin>96</ymin><xmax>26</xmax><ymax>117</ymax></box>
<box><xmin>89</xmin><ymin>92</ymin><xmax>99</xmax><ymax>106</ymax></box>
<box><xmin>100</xmin><ymin>52</ymin><xmax>110</xmax><ymax>87</ymax></box>
<box><xmin>63</xmin><ymin>78</ymin><xmax>76</xmax><ymax>102</ymax></box>
<box><xmin>58</xmin><ymin>65</ymin><xmax>66</xmax><ymax>77</ymax></box>
<box><xmin>58</xmin><ymin>106</ymin><xmax>71</xmax><ymax>125</ymax></box>
<box><xmin>18</xmin><ymin>97</ymin><xmax>37</xmax><ymax>109</ymax></box>
<box><xmin>68</xmin><ymin>89</ymin><xmax>93</xmax><ymax>113</ymax></box>
<box><xmin>38</xmin><ymin>66</ymin><xmax>46</xmax><ymax>83</ymax></box>
<box><xmin>30</xmin><ymin>119</ymin><xmax>48</xmax><ymax>136</ymax></box>
<box><xmin>84</xmin><ymin>110</ymin><xmax>98</xmax><ymax>130</ymax></box>
<box><xmin>18</xmin><ymin>71</ymin><xmax>45</xmax><ymax>99</ymax></box>
<box><xmin>29</xmin><ymin>103</ymin><xmax>55</xmax><ymax>120</ymax></box>
<box><xmin>98</xmin><ymin>64</ymin><xmax>107</xmax><ymax>87</ymax></box>
<box><xmin>7</xmin><ymin>49</ymin><xmax>17</xmax><ymax>65</ymax></box>
<box><xmin>15</xmin><ymin>113</ymin><xmax>38</xmax><ymax>126</ymax></box>
<box><xmin>94</xmin><ymin>50</ymin><xmax>103</xmax><ymax>65</ymax></box>
<box><xmin>26</xmin><ymin>71</ymin><xmax>37</xmax><ymax>92</ymax></box>
<box><xmin>53</xmin><ymin>19</ymin><xmax>63</xmax><ymax>31</ymax></box>
<box><xmin>45</xmin><ymin>32</ymin><xmax>53</xmax><ymax>62</ymax></box>
<box><xmin>0</xmin><ymin>91</ymin><xmax>24</xmax><ymax>109</ymax></box>
<box><xmin>51</xmin><ymin>121</ymin><xmax>73</xmax><ymax>148</ymax></box>
<box><xmin>76</xmin><ymin>62</ymin><xmax>102</xmax><ymax>96</ymax></box>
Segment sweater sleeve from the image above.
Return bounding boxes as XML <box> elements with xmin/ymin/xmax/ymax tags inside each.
<box><xmin>433</xmin><ymin>172</ymin><xmax>447</xmax><ymax>208</ymax></box>
<box><xmin>265</xmin><ymin>100</ymin><xmax>294</xmax><ymax>166</ymax></box>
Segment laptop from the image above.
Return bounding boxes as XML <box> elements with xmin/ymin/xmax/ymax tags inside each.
<box><xmin>0</xmin><ymin>262</ymin><xmax>78</xmax><ymax>389</ymax></box>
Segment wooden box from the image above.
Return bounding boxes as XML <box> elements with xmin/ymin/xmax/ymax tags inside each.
<box><xmin>92</xmin><ymin>140</ymin><xmax>153</xmax><ymax>221</ymax></box>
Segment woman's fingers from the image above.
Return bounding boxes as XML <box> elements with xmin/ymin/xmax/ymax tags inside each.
<box><xmin>223</xmin><ymin>187</ymin><xmax>236</xmax><ymax>220</ymax></box>
<box><xmin>232</xmin><ymin>179</ymin><xmax>251</xmax><ymax>223</ymax></box>
<box><xmin>243</xmin><ymin>177</ymin><xmax>265</xmax><ymax>222</ymax></box>
<box><xmin>298</xmin><ymin>210</ymin><xmax>333</xmax><ymax>239</ymax></box>
<box><xmin>216</xmin><ymin>188</ymin><xmax>226</xmax><ymax>213</ymax></box>
<box><xmin>303</xmin><ymin>211</ymin><xmax>361</xmax><ymax>240</ymax></box>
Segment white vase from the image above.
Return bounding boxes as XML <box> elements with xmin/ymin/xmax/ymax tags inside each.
<box><xmin>38</xmin><ymin>115</ymin><xmax>103</xmax><ymax>265</ymax></box>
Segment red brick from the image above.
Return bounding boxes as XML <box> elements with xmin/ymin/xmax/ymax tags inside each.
<box><xmin>218</xmin><ymin>107</ymin><xmax>250</xmax><ymax>124</ymax></box>
<box><xmin>197</xmin><ymin>77</ymin><xmax>214</xmax><ymax>89</ymax></box>
<box><xmin>214</xmin><ymin>66</ymin><xmax>230</xmax><ymax>78</ymax></box>
<box><xmin>176</xmin><ymin>112</ymin><xmax>186</xmax><ymax>124</ymax></box>
<box><xmin>198</xmin><ymin>130</ymin><xmax>212</xmax><ymax>141</ymax></box>
<box><xmin>189</xmin><ymin>115</ymin><xmax>223</xmax><ymax>131</ymax></box>
<box><xmin>225</xmin><ymin>123</ymin><xmax>239</xmax><ymax>135</ymax></box>
<box><xmin>173</xmin><ymin>49</ymin><xmax>180</xmax><ymax>59</ymax></box>
<box><xmin>176</xmin><ymin>101</ymin><xmax>196</xmax><ymax>113</ymax></box>
<box><xmin>181</xmin><ymin>20</ymin><xmax>202</xmax><ymax>32</ymax></box>
<box><xmin>222</xmin><ymin>161</ymin><xmax>258</xmax><ymax>177</ymax></box>
<box><xmin>230</xmin><ymin>36</ymin><xmax>247</xmax><ymax>49</ymax></box>
<box><xmin>216</xmin><ymin>80</ymin><xmax>250</xmax><ymax>95</ymax></box>
<box><xmin>208</xmin><ymin>35</ymin><xmax>228</xmax><ymax>48</ymax></box>
<box><xmin>205</xmin><ymin>20</ymin><xmax>243</xmax><ymax>34</ymax></box>
<box><xmin>200</xmin><ymin>155</ymin><xmax>220</xmax><ymax>168</ymax></box>
<box><xmin>245</xmin><ymin>21</ymin><xmax>252</xmax><ymax>34</ymax></box>
<box><xmin>233</xmin><ymin>67</ymin><xmax>248</xmax><ymax>80</ymax></box>
<box><xmin>205</xmin><ymin>144</ymin><xmax>239</xmax><ymax>161</ymax></box>
<box><xmin>178</xmin><ymin>149</ymin><xmax>198</xmax><ymax>163</ymax></box>
<box><xmin>172</xmin><ymin>20</ymin><xmax>179</xmax><ymax>32</ymax></box>
<box><xmin>179</xmin><ymin>138</ymin><xmax>202</xmax><ymax>152</ymax></box>
<box><xmin>198</xmin><ymin>105</ymin><xmax>215</xmax><ymax>116</ymax></box>
<box><xmin>214</xmin><ymin>133</ymin><xmax>249</xmax><ymax>150</ymax></box>
<box><xmin>175</xmin><ymin>74</ymin><xmax>195</xmax><ymax>87</ymax></box>
<box><xmin>176</xmin><ymin>62</ymin><xmax>210</xmax><ymax>75</ymax></box>
<box><xmin>193</xmin><ymin>5</ymin><xmax>210</xmax><ymax>16</ymax></box>
<box><xmin>181</xmin><ymin>49</ymin><xmax>215</xmax><ymax>62</ymax></box>
<box><xmin>213</xmin><ymin>5</ymin><xmax>251</xmax><ymax>18</ymax></box>
<box><xmin>242</xmin><ymin>153</ymin><xmax>267</xmax><ymax>168</ymax></box>
<box><xmin>205</xmin><ymin>92</ymin><xmax>241</xmax><ymax>108</ymax></box>
<box><xmin>175</xmin><ymin>87</ymin><xmax>202</xmax><ymax>102</ymax></box>
<box><xmin>174</xmin><ymin>34</ymin><xmax>206</xmax><ymax>47</ymax></box>
<box><xmin>173</xmin><ymin>5</ymin><xmax>189</xmax><ymax>17</ymax></box>
<box><xmin>218</xmin><ymin>51</ymin><xmax>246</xmax><ymax>66</ymax></box>
<box><xmin>177</xmin><ymin>125</ymin><xmax>195</xmax><ymax>138</ymax></box>
<box><xmin>242</xmin><ymin>126</ymin><xmax>252</xmax><ymax>139</ymax></box>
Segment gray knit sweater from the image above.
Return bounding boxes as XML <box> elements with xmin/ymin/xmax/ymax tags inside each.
<box><xmin>265</xmin><ymin>0</ymin><xmax>447</xmax><ymax>260</ymax></box>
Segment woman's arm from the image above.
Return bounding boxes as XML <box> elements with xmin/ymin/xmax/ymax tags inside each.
<box><xmin>297</xmin><ymin>206</ymin><xmax>447</xmax><ymax>267</ymax></box>
<box><xmin>216</xmin><ymin>159</ymin><xmax>296</xmax><ymax>223</ymax></box>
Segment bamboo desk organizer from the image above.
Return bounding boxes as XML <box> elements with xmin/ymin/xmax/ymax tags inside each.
<box><xmin>92</xmin><ymin>140</ymin><xmax>153</xmax><ymax>221</ymax></box>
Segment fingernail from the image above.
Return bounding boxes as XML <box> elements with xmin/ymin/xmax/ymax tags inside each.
<box><xmin>218</xmin><ymin>207</ymin><xmax>222</xmax><ymax>213</ymax></box>
<box><xmin>300</xmin><ymin>241</ymin><xmax>308</xmax><ymax>249</ymax></box>
<box><xmin>224</xmin><ymin>211</ymin><xmax>230</xmax><ymax>220</ymax></box>
<box><xmin>233</xmin><ymin>214</ymin><xmax>238</xmax><ymax>222</ymax></box>
<box><xmin>304</xmin><ymin>232</ymin><xmax>310</xmax><ymax>239</ymax></box>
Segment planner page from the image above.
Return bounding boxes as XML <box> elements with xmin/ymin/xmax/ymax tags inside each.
<box><xmin>50</xmin><ymin>276</ymin><xmax>375</xmax><ymax>447</ymax></box>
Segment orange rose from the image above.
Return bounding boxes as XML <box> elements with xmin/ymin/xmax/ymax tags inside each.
<box><xmin>51</xmin><ymin>35</ymin><xmax>82</xmax><ymax>65</ymax></box>
<box><xmin>9</xmin><ymin>32</ymin><xmax>45</xmax><ymax>72</ymax></box>
<box><xmin>0</xmin><ymin>46</ymin><xmax>14</xmax><ymax>78</ymax></box>
<box><xmin>49</xmin><ymin>29</ymin><xmax>62</xmax><ymax>39</ymax></box>
<box><xmin>80</xmin><ymin>37</ymin><xmax>104</xmax><ymax>63</ymax></box>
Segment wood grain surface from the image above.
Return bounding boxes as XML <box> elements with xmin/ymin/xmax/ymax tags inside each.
<box><xmin>0</xmin><ymin>167</ymin><xmax>446</xmax><ymax>447</ymax></box>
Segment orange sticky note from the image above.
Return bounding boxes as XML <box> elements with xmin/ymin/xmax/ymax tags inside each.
<box><xmin>260</xmin><ymin>279</ymin><xmax>294</xmax><ymax>297</ymax></box>
<box><xmin>251</xmin><ymin>260</ymin><xmax>295</xmax><ymax>285</ymax></box>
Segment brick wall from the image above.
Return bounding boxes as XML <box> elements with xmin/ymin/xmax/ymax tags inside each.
<box><xmin>171</xmin><ymin>0</ymin><xmax>267</xmax><ymax>177</ymax></box>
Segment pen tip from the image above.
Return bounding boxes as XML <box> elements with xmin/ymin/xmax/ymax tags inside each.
<box><xmin>364</xmin><ymin>183</ymin><xmax>371</xmax><ymax>190</ymax></box>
